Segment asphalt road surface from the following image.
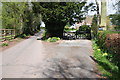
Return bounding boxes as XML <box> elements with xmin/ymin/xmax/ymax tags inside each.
<box><xmin>1</xmin><ymin>31</ymin><xmax>100</xmax><ymax>78</ymax></box>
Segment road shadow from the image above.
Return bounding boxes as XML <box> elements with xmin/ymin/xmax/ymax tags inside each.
<box><xmin>42</xmin><ymin>58</ymin><xmax>102</xmax><ymax>79</ymax></box>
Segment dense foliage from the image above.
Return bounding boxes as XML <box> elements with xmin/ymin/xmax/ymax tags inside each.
<box><xmin>64</xmin><ymin>24</ymin><xmax>77</xmax><ymax>32</ymax></box>
<box><xmin>96</xmin><ymin>31</ymin><xmax>120</xmax><ymax>58</ymax></box>
<box><xmin>32</xmin><ymin>2</ymin><xmax>89</xmax><ymax>38</ymax></box>
<box><xmin>1</xmin><ymin>43</ymin><xmax>8</xmax><ymax>47</ymax></box>
<box><xmin>79</xmin><ymin>25</ymin><xmax>90</xmax><ymax>31</ymax></box>
<box><xmin>94</xmin><ymin>30</ymin><xmax>120</xmax><ymax>78</ymax></box>
<box><xmin>2</xmin><ymin>2</ymin><xmax>94</xmax><ymax>38</ymax></box>
<box><xmin>93</xmin><ymin>40</ymin><xmax>119</xmax><ymax>78</ymax></box>
<box><xmin>91</xmin><ymin>15</ymin><xmax>98</xmax><ymax>38</ymax></box>
<box><xmin>2</xmin><ymin>2</ymin><xmax>41</xmax><ymax>35</ymax></box>
<box><xmin>109</xmin><ymin>14</ymin><xmax>120</xmax><ymax>30</ymax></box>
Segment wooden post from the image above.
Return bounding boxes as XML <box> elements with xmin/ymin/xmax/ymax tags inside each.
<box><xmin>4</xmin><ymin>29</ymin><xmax>6</xmax><ymax>41</ymax></box>
<box><xmin>0</xmin><ymin>29</ymin><xmax>16</xmax><ymax>41</ymax></box>
<box><xmin>13</xmin><ymin>29</ymin><xmax>15</xmax><ymax>38</ymax></box>
<box><xmin>10</xmin><ymin>30</ymin><xmax>12</xmax><ymax>39</ymax></box>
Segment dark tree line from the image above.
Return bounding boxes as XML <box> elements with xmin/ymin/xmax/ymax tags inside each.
<box><xmin>2</xmin><ymin>2</ymin><xmax>41</xmax><ymax>35</ymax></box>
<box><xmin>2</xmin><ymin>2</ymin><xmax>93</xmax><ymax>37</ymax></box>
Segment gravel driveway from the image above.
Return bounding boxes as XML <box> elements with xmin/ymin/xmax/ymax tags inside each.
<box><xmin>1</xmin><ymin>33</ymin><xmax>100</xmax><ymax>78</ymax></box>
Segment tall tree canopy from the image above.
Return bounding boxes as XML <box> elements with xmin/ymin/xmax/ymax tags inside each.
<box><xmin>2</xmin><ymin>2</ymin><xmax>93</xmax><ymax>37</ymax></box>
<box><xmin>2</xmin><ymin>2</ymin><xmax>41</xmax><ymax>35</ymax></box>
<box><xmin>32</xmin><ymin>2</ymin><xmax>88</xmax><ymax>38</ymax></box>
<box><xmin>109</xmin><ymin>14</ymin><xmax>120</xmax><ymax>30</ymax></box>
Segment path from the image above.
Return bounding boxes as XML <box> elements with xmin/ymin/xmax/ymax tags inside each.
<box><xmin>1</xmin><ymin>32</ymin><xmax>100</xmax><ymax>78</ymax></box>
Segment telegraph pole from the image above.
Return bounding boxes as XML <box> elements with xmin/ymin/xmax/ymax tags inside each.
<box><xmin>100</xmin><ymin>0</ymin><xmax>107</xmax><ymax>30</ymax></box>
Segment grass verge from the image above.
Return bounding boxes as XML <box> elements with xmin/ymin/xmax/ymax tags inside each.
<box><xmin>92</xmin><ymin>40</ymin><xmax>119</xmax><ymax>79</ymax></box>
<box><xmin>1</xmin><ymin>43</ymin><xmax>8</xmax><ymax>47</ymax></box>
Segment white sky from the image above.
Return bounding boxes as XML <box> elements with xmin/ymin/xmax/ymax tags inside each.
<box><xmin>87</xmin><ymin>0</ymin><xmax>117</xmax><ymax>15</ymax></box>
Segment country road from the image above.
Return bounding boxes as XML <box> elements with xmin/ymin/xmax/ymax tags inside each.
<box><xmin>1</xmin><ymin>31</ymin><xmax>100</xmax><ymax>78</ymax></box>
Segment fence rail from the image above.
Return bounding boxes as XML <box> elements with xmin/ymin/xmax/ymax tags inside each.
<box><xmin>0</xmin><ymin>29</ymin><xmax>16</xmax><ymax>41</ymax></box>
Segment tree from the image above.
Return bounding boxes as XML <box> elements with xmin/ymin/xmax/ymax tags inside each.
<box><xmin>113</xmin><ymin>0</ymin><xmax>120</xmax><ymax>14</ymax></box>
<box><xmin>109</xmin><ymin>1</ymin><xmax>120</xmax><ymax>30</ymax></box>
<box><xmin>2</xmin><ymin>3</ymin><xmax>27</xmax><ymax>30</ymax></box>
<box><xmin>32</xmin><ymin>2</ymin><xmax>87</xmax><ymax>38</ymax></box>
<box><xmin>109</xmin><ymin>14</ymin><xmax>120</xmax><ymax>30</ymax></box>
<box><xmin>91</xmin><ymin>15</ymin><xmax>98</xmax><ymax>38</ymax></box>
<box><xmin>2</xmin><ymin>2</ymin><xmax>41</xmax><ymax>35</ymax></box>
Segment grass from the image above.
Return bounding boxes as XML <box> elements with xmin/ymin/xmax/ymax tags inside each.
<box><xmin>92</xmin><ymin>40</ymin><xmax>119</xmax><ymax>79</ymax></box>
<box><xmin>0</xmin><ymin>35</ymin><xmax>15</xmax><ymax>41</ymax></box>
<box><xmin>1</xmin><ymin>43</ymin><xmax>8</xmax><ymax>47</ymax></box>
<box><xmin>41</xmin><ymin>30</ymin><xmax>48</xmax><ymax>40</ymax></box>
<box><xmin>41</xmin><ymin>30</ymin><xmax>60</xmax><ymax>42</ymax></box>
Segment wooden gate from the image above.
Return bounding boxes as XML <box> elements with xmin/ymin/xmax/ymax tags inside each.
<box><xmin>76</xmin><ymin>28</ymin><xmax>91</xmax><ymax>39</ymax></box>
<box><xmin>0</xmin><ymin>29</ymin><xmax>16</xmax><ymax>41</ymax></box>
<box><xmin>63</xmin><ymin>27</ymin><xmax>91</xmax><ymax>40</ymax></box>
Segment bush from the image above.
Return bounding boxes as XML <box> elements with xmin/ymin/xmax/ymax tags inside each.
<box><xmin>96</xmin><ymin>30</ymin><xmax>119</xmax><ymax>54</ymax></box>
<box><xmin>95</xmin><ymin>30</ymin><xmax>120</xmax><ymax>78</ymax></box>
<box><xmin>64</xmin><ymin>25</ymin><xmax>77</xmax><ymax>32</ymax></box>
<box><xmin>114</xmin><ymin>26</ymin><xmax>120</xmax><ymax>31</ymax></box>
<box><xmin>1</xmin><ymin>43</ymin><xmax>8</xmax><ymax>47</ymax></box>
<box><xmin>64</xmin><ymin>25</ymin><xmax>70</xmax><ymax>30</ymax></box>
<box><xmin>47</xmin><ymin>37</ymin><xmax>60</xmax><ymax>42</ymax></box>
<box><xmin>92</xmin><ymin>40</ymin><xmax>119</xmax><ymax>78</ymax></box>
<box><xmin>91</xmin><ymin>15</ymin><xmax>98</xmax><ymax>38</ymax></box>
<box><xmin>79</xmin><ymin>25</ymin><xmax>90</xmax><ymax>31</ymax></box>
<box><xmin>19</xmin><ymin>34</ymin><xmax>27</xmax><ymax>38</ymax></box>
<box><xmin>105</xmin><ymin>34</ymin><xmax>120</xmax><ymax>56</ymax></box>
<box><xmin>41</xmin><ymin>30</ymin><xmax>49</xmax><ymax>40</ymax></box>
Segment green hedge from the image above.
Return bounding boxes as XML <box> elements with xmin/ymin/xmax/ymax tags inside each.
<box><xmin>79</xmin><ymin>25</ymin><xmax>90</xmax><ymax>31</ymax></box>
<box><xmin>95</xmin><ymin>30</ymin><xmax>120</xmax><ymax>78</ymax></box>
<box><xmin>92</xmin><ymin>41</ymin><xmax>119</xmax><ymax>78</ymax></box>
<box><xmin>96</xmin><ymin>30</ymin><xmax>119</xmax><ymax>52</ymax></box>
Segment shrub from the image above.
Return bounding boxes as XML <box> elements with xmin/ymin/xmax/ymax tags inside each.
<box><xmin>105</xmin><ymin>34</ymin><xmax>120</xmax><ymax>56</ymax></box>
<box><xmin>1</xmin><ymin>43</ymin><xmax>8</xmax><ymax>47</ymax></box>
<box><xmin>41</xmin><ymin>30</ymin><xmax>49</xmax><ymax>40</ymax></box>
<box><xmin>91</xmin><ymin>15</ymin><xmax>98</xmax><ymax>38</ymax></box>
<box><xmin>79</xmin><ymin>25</ymin><xmax>90</xmax><ymax>31</ymax></box>
<box><xmin>92</xmin><ymin>40</ymin><xmax>119</xmax><ymax>78</ymax></box>
<box><xmin>64</xmin><ymin>25</ymin><xmax>77</xmax><ymax>32</ymax></box>
<box><xmin>47</xmin><ymin>37</ymin><xmax>60</xmax><ymax>42</ymax></box>
<box><xmin>64</xmin><ymin>25</ymin><xmax>70</xmax><ymax>30</ymax></box>
<box><xmin>19</xmin><ymin>34</ymin><xmax>27</xmax><ymax>38</ymax></box>
<box><xmin>114</xmin><ymin>26</ymin><xmax>120</xmax><ymax>31</ymax></box>
<box><xmin>95</xmin><ymin>30</ymin><xmax>120</xmax><ymax>77</ymax></box>
<box><xmin>96</xmin><ymin>30</ymin><xmax>119</xmax><ymax>54</ymax></box>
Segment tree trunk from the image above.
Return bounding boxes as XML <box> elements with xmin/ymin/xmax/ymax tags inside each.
<box><xmin>45</xmin><ymin>21</ymin><xmax>66</xmax><ymax>38</ymax></box>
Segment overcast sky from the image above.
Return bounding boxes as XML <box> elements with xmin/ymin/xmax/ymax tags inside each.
<box><xmin>87</xmin><ymin>0</ymin><xmax>117</xmax><ymax>15</ymax></box>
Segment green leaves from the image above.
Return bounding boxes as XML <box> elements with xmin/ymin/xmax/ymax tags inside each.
<box><xmin>2</xmin><ymin>2</ymin><xmax>27</xmax><ymax>29</ymax></box>
<box><xmin>2</xmin><ymin>2</ymin><xmax>42</xmax><ymax>35</ymax></box>
<box><xmin>2</xmin><ymin>2</ymin><xmax>93</xmax><ymax>37</ymax></box>
<box><xmin>32</xmin><ymin>2</ymin><xmax>87</xmax><ymax>24</ymax></box>
<box><xmin>109</xmin><ymin>14</ymin><xmax>120</xmax><ymax>30</ymax></box>
<box><xmin>1</xmin><ymin>43</ymin><xmax>8</xmax><ymax>47</ymax></box>
<box><xmin>92</xmin><ymin>40</ymin><xmax>119</xmax><ymax>78</ymax></box>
